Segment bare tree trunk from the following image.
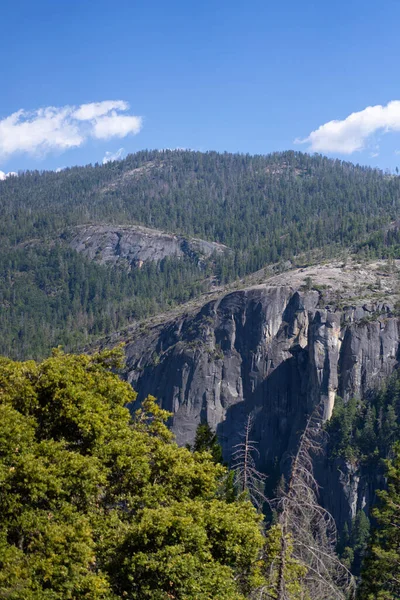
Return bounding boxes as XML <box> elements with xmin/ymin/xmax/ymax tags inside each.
<box><xmin>240</xmin><ymin>407</ymin><xmax>355</xmax><ymax>600</ymax></box>
<box><xmin>231</xmin><ymin>413</ymin><xmax>266</xmax><ymax>510</ymax></box>
<box><xmin>272</xmin><ymin>408</ymin><xmax>356</xmax><ymax>600</ymax></box>
<box><xmin>277</xmin><ymin>524</ymin><xmax>287</xmax><ymax>600</ymax></box>
<box><xmin>243</xmin><ymin>416</ymin><xmax>249</xmax><ymax>492</ymax></box>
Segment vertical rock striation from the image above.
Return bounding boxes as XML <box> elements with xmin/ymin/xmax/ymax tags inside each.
<box><xmin>114</xmin><ymin>266</ymin><xmax>400</xmax><ymax>526</ymax></box>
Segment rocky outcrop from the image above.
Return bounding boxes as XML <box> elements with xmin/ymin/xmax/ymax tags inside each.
<box><xmin>68</xmin><ymin>224</ymin><xmax>230</xmax><ymax>269</ymax></box>
<box><xmin>103</xmin><ymin>261</ymin><xmax>400</xmax><ymax>527</ymax></box>
<box><xmin>319</xmin><ymin>456</ymin><xmax>384</xmax><ymax>531</ymax></box>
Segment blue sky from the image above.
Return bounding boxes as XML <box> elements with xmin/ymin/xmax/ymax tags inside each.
<box><xmin>2</xmin><ymin>0</ymin><xmax>400</xmax><ymax>174</ymax></box>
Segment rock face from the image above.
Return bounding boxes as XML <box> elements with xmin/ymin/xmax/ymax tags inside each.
<box><xmin>68</xmin><ymin>224</ymin><xmax>229</xmax><ymax>269</ymax></box>
<box><xmin>109</xmin><ymin>261</ymin><xmax>400</xmax><ymax>527</ymax></box>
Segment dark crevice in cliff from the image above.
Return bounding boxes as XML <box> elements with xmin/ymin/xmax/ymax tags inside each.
<box><xmin>118</xmin><ymin>269</ymin><xmax>400</xmax><ymax>531</ymax></box>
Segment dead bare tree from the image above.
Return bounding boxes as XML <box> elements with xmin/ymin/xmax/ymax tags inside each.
<box><xmin>234</xmin><ymin>408</ymin><xmax>355</xmax><ymax>600</ymax></box>
<box><xmin>231</xmin><ymin>413</ymin><xmax>267</xmax><ymax>511</ymax></box>
<box><xmin>269</xmin><ymin>408</ymin><xmax>356</xmax><ymax>600</ymax></box>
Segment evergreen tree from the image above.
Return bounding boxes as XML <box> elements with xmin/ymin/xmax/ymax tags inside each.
<box><xmin>357</xmin><ymin>443</ymin><xmax>400</xmax><ymax>599</ymax></box>
<box><xmin>350</xmin><ymin>511</ymin><xmax>370</xmax><ymax>575</ymax></box>
<box><xmin>192</xmin><ymin>422</ymin><xmax>223</xmax><ymax>463</ymax></box>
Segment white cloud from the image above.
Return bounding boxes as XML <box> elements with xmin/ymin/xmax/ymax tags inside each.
<box><xmin>72</xmin><ymin>100</ymin><xmax>128</xmax><ymax>121</ymax></box>
<box><xmin>0</xmin><ymin>170</ymin><xmax>17</xmax><ymax>181</ymax></box>
<box><xmin>103</xmin><ymin>147</ymin><xmax>125</xmax><ymax>164</ymax></box>
<box><xmin>93</xmin><ymin>113</ymin><xmax>142</xmax><ymax>139</ymax></box>
<box><xmin>296</xmin><ymin>100</ymin><xmax>400</xmax><ymax>154</ymax></box>
<box><xmin>0</xmin><ymin>101</ymin><xmax>142</xmax><ymax>162</ymax></box>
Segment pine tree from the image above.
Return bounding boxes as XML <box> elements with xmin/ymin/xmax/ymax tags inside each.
<box><xmin>192</xmin><ymin>422</ymin><xmax>223</xmax><ymax>463</ymax></box>
<box><xmin>358</xmin><ymin>442</ymin><xmax>400</xmax><ymax>599</ymax></box>
<box><xmin>350</xmin><ymin>511</ymin><xmax>370</xmax><ymax>576</ymax></box>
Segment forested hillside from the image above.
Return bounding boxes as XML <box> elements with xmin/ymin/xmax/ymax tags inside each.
<box><xmin>2</xmin><ymin>149</ymin><xmax>400</xmax><ymax>359</ymax></box>
<box><xmin>3</xmin><ymin>151</ymin><xmax>400</xmax><ymax>597</ymax></box>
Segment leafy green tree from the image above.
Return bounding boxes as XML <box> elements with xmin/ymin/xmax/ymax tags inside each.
<box><xmin>357</xmin><ymin>443</ymin><xmax>400</xmax><ymax>599</ymax></box>
<box><xmin>0</xmin><ymin>348</ymin><xmax>266</xmax><ymax>599</ymax></box>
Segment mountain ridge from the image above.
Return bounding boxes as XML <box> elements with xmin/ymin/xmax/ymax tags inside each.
<box><xmin>2</xmin><ymin>148</ymin><xmax>400</xmax><ymax>359</ymax></box>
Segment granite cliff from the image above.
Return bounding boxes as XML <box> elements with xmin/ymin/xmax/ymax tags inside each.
<box><xmin>68</xmin><ymin>224</ymin><xmax>230</xmax><ymax>269</ymax></box>
<box><xmin>102</xmin><ymin>260</ymin><xmax>400</xmax><ymax>528</ymax></box>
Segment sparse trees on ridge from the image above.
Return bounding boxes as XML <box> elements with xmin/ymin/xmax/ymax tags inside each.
<box><xmin>3</xmin><ymin>149</ymin><xmax>400</xmax><ymax>360</ymax></box>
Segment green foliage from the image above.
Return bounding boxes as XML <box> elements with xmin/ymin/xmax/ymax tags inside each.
<box><xmin>327</xmin><ymin>371</ymin><xmax>400</xmax><ymax>464</ymax></box>
<box><xmin>0</xmin><ymin>349</ymin><xmax>266</xmax><ymax>599</ymax></box>
<box><xmin>350</xmin><ymin>511</ymin><xmax>370</xmax><ymax>575</ymax></box>
<box><xmin>3</xmin><ymin>149</ymin><xmax>400</xmax><ymax>359</ymax></box>
<box><xmin>327</xmin><ymin>396</ymin><xmax>360</xmax><ymax>461</ymax></box>
<box><xmin>327</xmin><ymin>374</ymin><xmax>400</xmax><ymax>579</ymax></box>
<box><xmin>357</xmin><ymin>443</ymin><xmax>400</xmax><ymax>599</ymax></box>
<box><xmin>355</xmin><ymin>225</ymin><xmax>400</xmax><ymax>260</ymax></box>
<box><xmin>303</xmin><ymin>276</ymin><xmax>313</xmax><ymax>291</ymax></box>
<box><xmin>0</xmin><ymin>244</ymin><xmax>207</xmax><ymax>361</ymax></box>
<box><xmin>338</xmin><ymin>512</ymin><xmax>370</xmax><ymax>575</ymax></box>
<box><xmin>260</xmin><ymin>525</ymin><xmax>309</xmax><ymax>599</ymax></box>
<box><xmin>192</xmin><ymin>422</ymin><xmax>223</xmax><ymax>464</ymax></box>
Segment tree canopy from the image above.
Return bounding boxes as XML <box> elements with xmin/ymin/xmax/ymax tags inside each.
<box><xmin>0</xmin><ymin>348</ymin><xmax>266</xmax><ymax>599</ymax></box>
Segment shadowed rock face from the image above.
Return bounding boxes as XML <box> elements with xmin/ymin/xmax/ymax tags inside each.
<box><xmin>125</xmin><ymin>286</ymin><xmax>398</xmax><ymax>449</ymax></box>
<box><xmin>68</xmin><ymin>224</ymin><xmax>230</xmax><ymax>269</ymax></box>
<box><xmin>118</xmin><ymin>270</ymin><xmax>400</xmax><ymax>527</ymax></box>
